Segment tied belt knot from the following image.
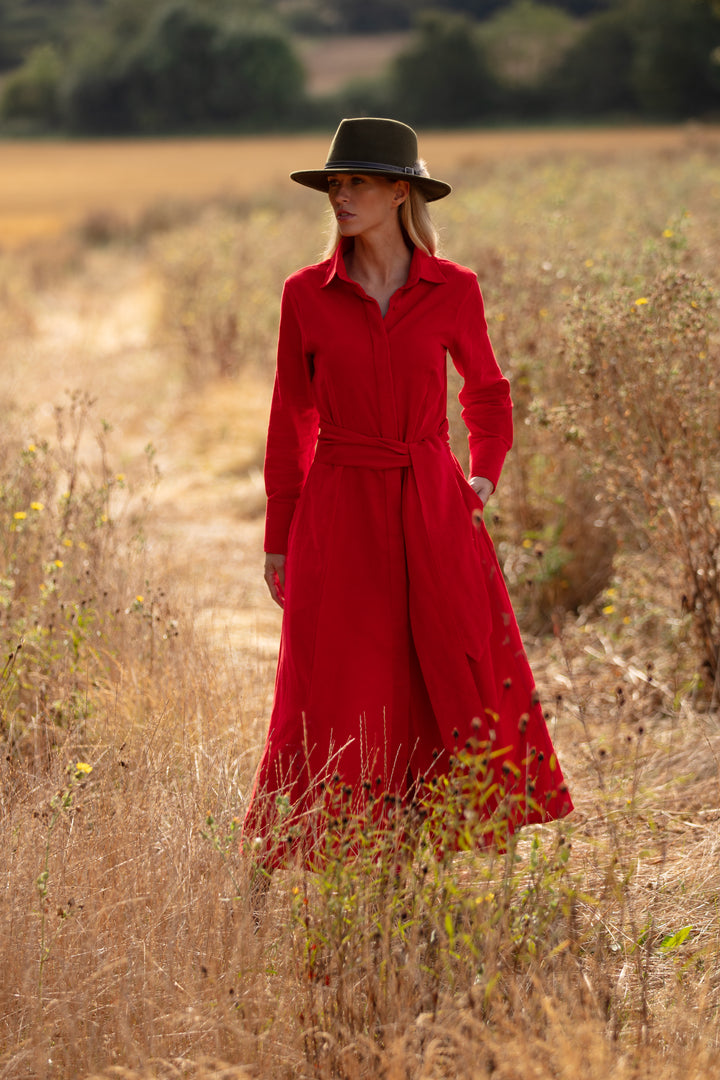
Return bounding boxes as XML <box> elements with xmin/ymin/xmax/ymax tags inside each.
<box><xmin>314</xmin><ymin>422</ymin><xmax>492</xmax><ymax>660</ymax></box>
<box><xmin>316</xmin><ymin>421</ymin><xmax>446</xmax><ymax>470</ymax></box>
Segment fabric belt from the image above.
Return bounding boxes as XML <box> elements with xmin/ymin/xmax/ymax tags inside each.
<box><xmin>316</xmin><ymin>421</ymin><xmax>435</xmax><ymax>469</ymax></box>
<box><xmin>314</xmin><ymin>422</ymin><xmax>492</xmax><ymax>660</ymax></box>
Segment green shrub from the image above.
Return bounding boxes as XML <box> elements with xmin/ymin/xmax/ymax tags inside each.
<box><xmin>543</xmin><ymin>0</ymin><xmax>720</xmax><ymax>119</ymax></box>
<box><xmin>0</xmin><ymin>43</ymin><xmax>62</xmax><ymax>128</ymax></box>
<box><xmin>389</xmin><ymin>11</ymin><xmax>500</xmax><ymax>125</ymax></box>
<box><xmin>546</xmin><ymin>10</ymin><xmax>637</xmax><ymax>115</ymax></box>
<box><xmin>478</xmin><ymin>0</ymin><xmax>579</xmax><ymax>88</ymax></box>
<box><xmin>62</xmin><ymin>2</ymin><xmax>307</xmax><ymax>133</ymax></box>
<box><xmin>208</xmin><ymin>17</ymin><xmax>307</xmax><ymax>125</ymax></box>
<box><xmin>630</xmin><ymin>0</ymin><xmax>720</xmax><ymax>117</ymax></box>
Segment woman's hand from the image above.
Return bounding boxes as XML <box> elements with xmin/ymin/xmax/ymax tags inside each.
<box><xmin>469</xmin><ymin>476</ymin><xmax>493</xmax><ymax>507</ymax></box>
<box><xmin>264</xmin><ymin>553</ymin><xmax>286</xmax><ymax>608</ymax></box>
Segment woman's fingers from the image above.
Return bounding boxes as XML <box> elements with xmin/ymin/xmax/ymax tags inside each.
<box><xmin>264</xmin><ymin>554</ymin><xmax>286</xmax><ymax>609</ymax></box>
<box><xmin>469</xmin><ymin>475</ymin><xmax>493</xmax><ymax>506</ymax></box>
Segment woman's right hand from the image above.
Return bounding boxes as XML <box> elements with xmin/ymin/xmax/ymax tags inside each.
<box><xmin>469</xmin><ymin>476</ymin><xmax>493</xmax><ymax>506</ymax></box>
<box><xmin>264</xmin><ymin>553</ymin><xmax>286</xmax><ymax>608</ymax></box>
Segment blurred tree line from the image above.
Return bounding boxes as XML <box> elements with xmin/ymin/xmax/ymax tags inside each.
<box><xmin>1</xmin><ymin>0</ymin><xmax>719</xmax><ymax>133</ymax></box>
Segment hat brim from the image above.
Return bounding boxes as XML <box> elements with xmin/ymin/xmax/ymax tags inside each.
<box><xmin>290</xmin><ymin>167</ymin><xmax>451</xmax><ymax>203</ymax></box>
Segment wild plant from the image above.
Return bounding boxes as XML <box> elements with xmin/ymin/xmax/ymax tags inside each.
<box><xmin>560</xmin><ymin>257</ymin><xmax>719</xmax><ymax>686</ymax></box>
<box><xmin>0</xmin><ymin>392</ymin><xmax>170</xmax><ymax>757</ymax></box>
<box><xmin>239</xmin><ymin>759</ymin><xmax>577</xmax><ymax>1078</ymax></box>
<box><xmin>35</xmin><ymin>760</ymin><xmax>94</xmax><ymax>1001</ymax></box>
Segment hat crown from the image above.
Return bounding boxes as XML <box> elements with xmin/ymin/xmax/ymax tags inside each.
<box><xmin>326</xmin><ymin>118</ymin><xmax>419</xmax><ymax>172</ymax></box>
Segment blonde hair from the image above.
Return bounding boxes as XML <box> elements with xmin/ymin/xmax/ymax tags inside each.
<box><xmin>322</xmin><ymin>169</ymin><xmax>440</xmax><ymax>259</ymax></box>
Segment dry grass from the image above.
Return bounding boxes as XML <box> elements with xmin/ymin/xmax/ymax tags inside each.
<box><xmin>1</xmin><ymin>130</ymin><xmax>720</xmax><ymax>1078</ymax></box>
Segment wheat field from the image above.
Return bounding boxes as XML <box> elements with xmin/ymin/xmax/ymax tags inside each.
<box><xmin>3</xmin><ymin>125</ymin><xmax>720</xmax><ymax>246</ymax></box>
<box><xmin>1</xmin><ymin>126</ymin><xmax>720</xmax><ymax>1079</ymax></box>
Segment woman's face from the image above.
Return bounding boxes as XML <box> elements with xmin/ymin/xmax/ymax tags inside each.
<box><xmin>327</xmin><ymin>173</ymin><xmax>409</xmax><ymax>239</ymax></box>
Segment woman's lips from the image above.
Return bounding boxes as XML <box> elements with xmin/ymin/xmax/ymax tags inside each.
<box><xmin>336</xmin><ymin>212</ymin><xmax>354</xmax><ymax>221</ymax></box>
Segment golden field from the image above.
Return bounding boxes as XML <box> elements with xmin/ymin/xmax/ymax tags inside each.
<box><xmin>3</xmin><ymin>125</ymin><xmax>720</xmax><ymax>246</ymax></box>
<box><xmin>1</xmin><ymin>126</ymin><xmax>720</xmax><ymax>1079</ymax></box>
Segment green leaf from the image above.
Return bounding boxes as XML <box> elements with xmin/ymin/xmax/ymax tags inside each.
<box><xmin>660</xmin><ymin>925</ymin><xmax>692</xmax><ymax>951</ymax></box>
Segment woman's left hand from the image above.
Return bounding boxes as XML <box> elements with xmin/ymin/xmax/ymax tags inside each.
<box><xmin>469</xmin><ymin>475</ymin><xmax>493</xmax><ymax>506</ymax></box>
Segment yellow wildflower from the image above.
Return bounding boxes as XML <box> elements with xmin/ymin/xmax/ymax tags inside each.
<box><xmin>13</xmin><ymin>511</ymin><xmax>27</xmax><ymax>520</ymax></box>
<box><xmin>584</xmin><ymin>259</ymin><xmax>594</xmax><ymax>268</ymax></box>
<box><xmin>54</xmin><ymin>559</ymin><xmax>64</xmax><ymax>568</ymax></box>
<box><xmin>663</xmin><ymin>229</ymin><xmax>674</xmax><ymax>238</ymax></box>
<box><xmin>634</xmin><ymin>298</ymin><xmax>649</xmax><ymax>306</ymax></box>
<box><xmin>602</xmin><ymin>604</ymin><xmax>615</xmax><ymax>615</ymax></box>
<box><xmin>75</xmin><ymin>762</ymin><xmax>92</xmax><ymax>775</ymax></box>
<box><xmin>522</xmin><ymin>538</ymin><xmax>533</xmax><ymax>549</ymax></box>
<box><xmin>31</xmin><ymin>502</ymin><xmax>44</xmax><ymax>512</ymax></box>
<box><xmin>136</xmin><ymin>595</ymin><xmax>144</xmax><ymax>604</ymax></box>
<box><xmin>27</xmin><ymin>444</ymin><xmax>37</xmax><ymax>453</ymax></box>
<box><xmin>63</xmin><ymin>538</ymin><xmax>73</xmax><ymax>547</ymax></box>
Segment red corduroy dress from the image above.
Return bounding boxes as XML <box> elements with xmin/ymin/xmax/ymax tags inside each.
<box><xmin>243</xmin><ymin>239</ymin><xmax>573</xmax><ymax>865</ymax></box>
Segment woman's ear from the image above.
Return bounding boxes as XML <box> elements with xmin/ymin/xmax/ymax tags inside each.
<box><xmin>392</xmin><ymin>180</ymin><xmax>410</xmax><ymax>206</ymax></box>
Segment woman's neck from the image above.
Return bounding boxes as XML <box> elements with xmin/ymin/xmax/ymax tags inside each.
<box><xmin>343</xmin><ymin>232</ymin><xmax>413</xmax><ymax>317</ymax></box>
<box><xmin>344</xmin><ymin>231</ymin><xmax>412</xmax><ymax>290</ymax></box>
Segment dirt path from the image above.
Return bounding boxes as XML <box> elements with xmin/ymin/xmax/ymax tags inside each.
<box><xmin>5</xmin><ymin>247</ymin><xmax>282</xmax><ymax>666</ymax></box>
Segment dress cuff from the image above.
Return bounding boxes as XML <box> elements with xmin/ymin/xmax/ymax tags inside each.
<box><xmin>264</xmin><ymin>498</ymin><xmax>296</xmax><ymax>554</ymax></box>
<box><xmin>468</xmin><ymin>437</ymin><xmax>508</xmax><ymax>492</ymax></box>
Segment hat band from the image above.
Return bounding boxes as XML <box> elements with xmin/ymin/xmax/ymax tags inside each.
<box><xmin>324</xmin><ymin>159</ymin><xmax>423</xmax><ymax>176</ymax></box>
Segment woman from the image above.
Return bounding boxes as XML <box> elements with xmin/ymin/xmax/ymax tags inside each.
<box><xmin>243</xmin><ymin>118</ymin><xmax>572</xmax><ymax>867</ymax></box>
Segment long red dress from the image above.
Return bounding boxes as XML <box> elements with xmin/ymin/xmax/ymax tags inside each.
<box><xmin>243</xmin><ymin>239</ymin><xmax>572</xmax><ymax>865</ymax></box>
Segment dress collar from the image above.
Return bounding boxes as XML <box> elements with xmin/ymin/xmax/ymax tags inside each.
<box><xmin>321</xmin><ymin>237</ymin><xmax>447</xmax><ymax>289</ymax></box>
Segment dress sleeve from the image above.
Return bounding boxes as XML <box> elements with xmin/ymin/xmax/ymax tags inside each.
<box><xmin>449</xmin><ymin>275</ymin><xmax>513</xmax><ymax>491</ymax></box>
<box><xmin>263</xmin><ymin>281</ymin><xmax>319</xmax><ymax>554</ymax></box>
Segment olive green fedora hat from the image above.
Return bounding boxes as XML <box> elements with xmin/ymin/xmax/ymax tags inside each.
<box><xmin>290</xmin><ymin>117</ymin><xmax>451</xmax><ymax>202</ymax></box>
